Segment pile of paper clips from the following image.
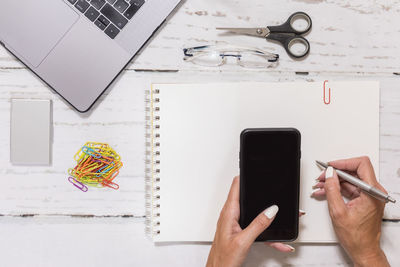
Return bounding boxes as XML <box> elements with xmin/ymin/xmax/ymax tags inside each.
<box><xmin>68</xmin><ymin>142</ymin><xmax>123</xmax><ymax>192</ymax></box>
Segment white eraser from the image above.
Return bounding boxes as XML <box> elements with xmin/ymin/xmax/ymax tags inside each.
<box><xmin>10</xmin><ymin>99</ymin><xmax>52</xmax><ymax>165</ymax></box>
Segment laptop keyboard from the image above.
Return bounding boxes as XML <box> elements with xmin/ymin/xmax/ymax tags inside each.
<box><xmin>67</xmin><ymin>0</ymin><xmax>145</xmax><ymax>39</ymax></box>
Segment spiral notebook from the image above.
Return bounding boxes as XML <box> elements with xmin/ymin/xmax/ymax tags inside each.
<box><xmin>145</xmin><ymin>81</ymin><xmax>379</xmax><ymax>243</ymax></box>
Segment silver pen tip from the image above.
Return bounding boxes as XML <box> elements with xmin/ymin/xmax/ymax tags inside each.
<box><xmin>387</xmin><ymin>196</ymin><xmax>396</xmax><ymax>203</ymax></box>
<box><xmin>315</xmin><ymin>160</ymin><xmax>328</xmax><ymax>169</ymax></box>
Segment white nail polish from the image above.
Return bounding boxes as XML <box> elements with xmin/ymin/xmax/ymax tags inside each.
<box><xmin>325</xmin><ymin>167</ymin><xmax>334</xmax><ymax>179</ymax></box>
<box><xmin>299</xmin><ymin>209</ymin><xmax>306</xmax><ymax>215</ymax></box>
<box><xmin>264</xmin><ymin>205</ymin><xmax>279</xmax><ymax>219</ymax></box>
<box><xmin>285</xmin><ymin>244</ymin><xmax>295</xmax><ymax>252</ymax></box>
<box><xmin>310</xmin><ymin>189</ymin><xmax>321</xmax><ymax>197</ymax></box>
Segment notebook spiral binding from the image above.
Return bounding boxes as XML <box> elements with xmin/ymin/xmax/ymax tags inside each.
<box><xmin>145</xmin><ymin>88</ymin><xmax>161</xmax><ymax>238</ymax></box>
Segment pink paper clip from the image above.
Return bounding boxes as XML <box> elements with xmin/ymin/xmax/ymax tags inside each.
<box><xmin>323</xmin><ymin>80</ymin><xmax>331</xmax><ymax>105</ymax></box>
<box><xmin>68</xmin><ymin>177</ymin><xmax>88</xmax><ymax>192</ymax></box>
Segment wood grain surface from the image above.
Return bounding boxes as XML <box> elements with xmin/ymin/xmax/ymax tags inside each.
<box><xmin>0</xmin><ymin>0</ymin><xmax>399</xmax><ymax>266</ymax></box>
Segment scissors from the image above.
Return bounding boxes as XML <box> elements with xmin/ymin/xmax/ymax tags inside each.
<box><xmin>217</xmin><ymin>12</ymin><xmax>312</xmax><ymax>59</ymax></box>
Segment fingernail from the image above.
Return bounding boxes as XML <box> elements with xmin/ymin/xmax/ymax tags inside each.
<box><xmin>310</xmin><ymin>189</ymin><xmax>322</xmax><ymax>197</ymax></box>
<box><xmin>315</xmin><ymin>171</ymin><xmax>325</xmax><ymax>181</ymax></box>
<box><xmin>299</xmin><ymin>209</ymin><xmax>306</xmax><ymax>215</ymax></box>
<box><xmin>310</xmin><ymin>189</ymin><xmax>317</xmax><ymax>197</ymax></box>
<box><xmin>285</xmin><ymin>244</ymin><xmax>295</xmax><ymax>252</ymax></box>
<box><xmin>312</xmin><ymin>183</ymin><xmax>320</xmax><ymax>189</ymax></box>
<box><xmin>325</xmin><ymin>167</ymin><xmax>334</xmax><ymax>179</ymax></box>
<box><xmin>264</xmin><ymin>205</ymin><xmax>279</xmax><ymax>219</ymax></box>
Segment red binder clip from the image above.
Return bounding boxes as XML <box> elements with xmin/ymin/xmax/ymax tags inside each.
<box><xmin>323</xmin><ymin>80</ymin><xmax>331</xmax><ymax>105</ymax></box>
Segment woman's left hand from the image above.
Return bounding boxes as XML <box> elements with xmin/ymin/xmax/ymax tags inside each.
<box><xmin>206</xmin><ymin>177</ymin><xmax>301</xmax><ymax>267</ymax></box>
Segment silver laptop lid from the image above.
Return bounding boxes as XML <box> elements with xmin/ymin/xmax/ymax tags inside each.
<box><xmin>0</xmin><ymin>0</ymin><xmax>79</xmax><ymax>67</ymax></box>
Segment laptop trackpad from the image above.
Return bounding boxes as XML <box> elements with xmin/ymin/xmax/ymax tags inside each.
<box><xmin>0</xmin><ymin>0</ymin><xmax>79</xmax><ymax>67</ymax></box>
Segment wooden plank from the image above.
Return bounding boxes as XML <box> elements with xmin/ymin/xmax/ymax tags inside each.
<box><xmin>0</xmin><ymin>69</ymin><xmax>399</xmax><ymax>219</ymax></box>
<box><xmin>0</xmin><ymin>216</ymin><xmax>398</xmax><ymax>266</ymax></box>
<box><xmin>1</xmin><ymin>0</ymin><xmax>400</xmax><ymax>72</ymax></box>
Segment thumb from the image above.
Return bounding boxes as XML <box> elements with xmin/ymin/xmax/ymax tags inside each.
<box><xmin>324</xmin><ymin>167</ymin><xmax>347</xmax><ymax>220</ymax></box>
<box><xmin>239</xmin><ymin>205</ymin><xmax>279</xmax><ymax>245</ymax></box>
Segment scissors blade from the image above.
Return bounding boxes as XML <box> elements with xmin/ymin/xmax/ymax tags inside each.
<box><xmin>216</xmin><ymin>27</ymin><xmax>270</xmax><ymax>38</ymax></box>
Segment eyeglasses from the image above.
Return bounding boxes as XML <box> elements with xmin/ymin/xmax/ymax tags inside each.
<box><xmin>183</xmin><ymin>45</ymin><xmax>279</xmax><ymax>68</ymax></box>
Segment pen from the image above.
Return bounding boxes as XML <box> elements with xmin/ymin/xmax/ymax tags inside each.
<box><xmin>316</xmin><ymin>160</ymin><xmax>396</xmax><ymax>204</ymax></box>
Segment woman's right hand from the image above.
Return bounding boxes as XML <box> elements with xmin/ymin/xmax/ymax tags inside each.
<box><xmin>312</xmin><ymin>157</ymin><xmax>390</xmax><ymax>267</ymax></box>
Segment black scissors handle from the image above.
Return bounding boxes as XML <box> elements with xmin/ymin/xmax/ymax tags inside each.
<box><xmin>267</xmin><ymin>34</ymin><xmax>310</xmax><ymax>58</ymax></box>
<box><xmin>268</xmin><ymin>12</ymin><xmax>312</xmax><ymax>35</ymax></box>
<box><xmin>266</xmin><ymin>12</ymin><xmax>312</xmax><ymax>58</ymax></box>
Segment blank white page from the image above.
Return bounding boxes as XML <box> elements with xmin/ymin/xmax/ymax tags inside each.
<box><xmin>152</xmin><ymin>81</ymin><xmax>379</xmax><ymax>243</ymax></box>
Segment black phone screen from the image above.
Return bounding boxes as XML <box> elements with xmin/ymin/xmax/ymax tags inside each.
<box><xmin>239</xmin><ymin>128</ymin><xmax>301</xmax><ymax>241</ymax></box>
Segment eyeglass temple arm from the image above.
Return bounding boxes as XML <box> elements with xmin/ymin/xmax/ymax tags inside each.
<box><xmin>183</xmin><ymin>46</ymin><xmax>211</xmax><ymax>57</ymax></box>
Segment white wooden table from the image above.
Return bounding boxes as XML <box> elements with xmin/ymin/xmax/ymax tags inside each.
<box><xmin>1</xmin><ymin>0</ymin><xmax>400</xmax><ymax>266</ymax></box>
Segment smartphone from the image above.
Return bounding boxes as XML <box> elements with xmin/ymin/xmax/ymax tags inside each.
<box><xmin>239</xmin><ymin>128</ymin><xmax>301</xmax><ymax>242</ymax></box>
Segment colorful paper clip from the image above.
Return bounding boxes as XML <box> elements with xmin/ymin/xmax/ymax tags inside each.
<box><xmin>323</xmin><ymin>80</ymin><xmax>331</xmax><ymax>105</ymax></box>
<box><xmin>68</xmin><ymin>142</ymin><xmax>123</xmax><ymax>192</ymax></box>
<box><xmin>68</xmin><ymin>176</ymin><xmax>88</xmax><ymax>192</ymax></box>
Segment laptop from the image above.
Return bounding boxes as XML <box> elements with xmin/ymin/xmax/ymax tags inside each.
<box><xmin>0</xmin><ymin>0</ymin><xmax>180</xmax><ymax>112</ymax></box>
